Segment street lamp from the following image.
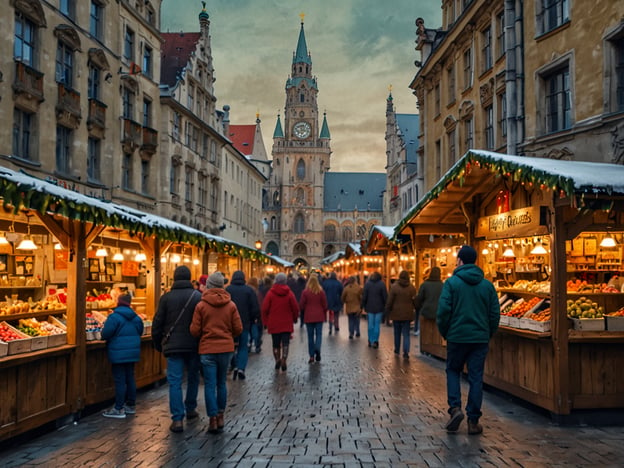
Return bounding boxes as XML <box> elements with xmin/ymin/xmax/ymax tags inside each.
<box><xmin>255</xmin><ymin>240</ymin><xmax>262</xmax><ymax>250</ymax></box>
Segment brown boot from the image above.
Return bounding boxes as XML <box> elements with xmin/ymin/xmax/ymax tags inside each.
<box><xmin>273</xmin><ymin>348</ymin><xmax>281</xmax><ymax>369</ymax></box>
<box><xmin>216</xmin><ymin>412</ymin><xmax>224</xmax><ymax>431</ymax></box>
<box><xmin>281</xmin><ymin>345</ymin><xmax>289</xmax><ymax>371</ymax></box>
<box><xmin>468</xmin><ymin>420</ymin><xmax>483</xmax><ymax>435</ymax></box>
<box><xmin>169</xmin><ymin>420</ymin><xmax>183</xmax><ymax>433</ymax></box>
<box><xmin>208</xmin><ymin>416</ymin><xmax>219</xmax><ymax>434</ymax></box>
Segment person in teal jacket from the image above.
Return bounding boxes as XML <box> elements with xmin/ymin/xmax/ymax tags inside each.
<box><xmin>101</xmin><ymin>294</ymin><xmax>144</xmax><ymax>418</ymax></box>
<box><xmin>437</xmin><ymin>245</ymin><xmax>499</xmax><ymax>436</ymax></box>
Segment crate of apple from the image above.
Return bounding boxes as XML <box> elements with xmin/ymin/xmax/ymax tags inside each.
<box><xmin>0</xmin><ymin>321</ymin><xmax>32</xmax><ymax>355</ymax></box>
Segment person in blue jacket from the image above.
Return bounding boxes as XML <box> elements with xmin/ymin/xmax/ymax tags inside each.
<box><xmin>322</xmin><ymin>272</ymin><xmax>344</xmax><ymax>334</ymax></box>
<box><xmin>437</xmin><ymin>245</ymin><xmax>500</xmax><ymax>435</ymax></box>
<box><xmin>101</xmin><ymin>293</ymin><xmax>144</xmax><ymax>418</ymax></box>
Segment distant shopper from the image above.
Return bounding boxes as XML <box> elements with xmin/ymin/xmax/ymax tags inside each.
<box><xmin>101</xmin><ymin>294</ymin><xmax>144</xmax><ymax>419</ymax></box>
<box><xmin>152</xmin><ymin>265</ymin><xmax>202</xmax><ymax>433</ymax></box>
<box><xmin>322</xmin><ymin>272</ymin><xmax>344</xmax><ymax>334</ymax></box>
<box><xmin>437</xmin><ymin>245</ymin><xmax>500</xmax><ymax>435</ymax></box>
<box><xmin>385</xmin><ymin>270</ymin><xmax>417</xmax><ymax>359</ymax></box>
<box><xmin>190</xmin><ymin>272</ymin><xmax>242</xmax><ymax>434</ymax></box>
<box><xmin>261</xmin><ymin>272</ymin><xmax>299</xmax><ymax>371</ymax></box>
<box><xmin>300</xmin><ymin>274</ymin><xmax>328</xmax><ymax>363</ymax></box>
<box><xmin>247</xmin><ymin>276</ymin><xmax>263</xmax><ymax>353</ymax></box>
<box><xmin>414</xmin><ymin>266</ymin><xmax>443</xmax><ymax>335</ymax></box>
<box><xmin>361</xmin><ymin>271</ymin><xmax>387</xmax><ymax>349</ymax></box>
<box><xmin>341</xmin><ymin>276</ymin><xmax>363</xmax><ymax>339</ymax></box>
<box><xmin>226</xmin><ymin>270</ymin><xmax>260</xmax><ymax>380</ymax></box>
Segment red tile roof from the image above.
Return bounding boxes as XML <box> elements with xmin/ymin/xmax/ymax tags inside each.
<box><xmin>228</xmin><ymin>125</ymin><xmax>256</xmax><ymax>156</ymax></box>
<box><xmin>161</xmin><ymin>32</ymin><xmax>201</xmax><ymax>87</ymax></box>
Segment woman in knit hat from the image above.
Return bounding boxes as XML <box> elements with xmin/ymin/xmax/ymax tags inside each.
<box><xmin>260</xmin><ymin>272</ymin><xmax>299</xmax><ymax>371</ymax></box>
<box><xmin>190</xmin><ymin>272</ymin><xmax>242</xmax><ymax>434</ymax></box>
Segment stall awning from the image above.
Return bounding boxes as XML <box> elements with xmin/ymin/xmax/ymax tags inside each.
<box><xmin>344</xmin><ymin>243</ymin><xmax>362</xmax><ymax>258</ymax></box>
<box><xmin>320</xmin><ymin>250</ymin><xmax>345</xmax><ymax>265</ymax></box>
<box><xmin>366</xmin><ymin>225</ymin><xmax>396</xmax><ymax>252</ymax></box>
<box><xmin>0</xmin><ymin>166</ymin><xmax>269</xmax><ymax>262</ymax></box>
<box><xmin>394</xmin><ymin>150</ymin><xmax>624</xmax><ymax>238</ymax></box>
<box><xmin>265</xmin><ymin>254</ymin><xmax>295</xmax><ymax>268</ymax></box>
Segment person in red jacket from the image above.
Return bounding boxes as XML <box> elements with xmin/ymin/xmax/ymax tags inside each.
<box><xmin>299</xmin><ymin>273</ymin><xmax>328</xmax><ymax>363</ymax></box>
<box><xmin>261</xmin><ymin>272</ymin><xmax>299</xmax><ymax>371</ymax></box>
<box><xmin>190</xmin><ymin>272</ymin><xmax>242</xmax><ymax>434</ymax></box>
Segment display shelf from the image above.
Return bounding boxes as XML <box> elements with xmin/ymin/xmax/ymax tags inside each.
<box><xmin>0</xmin><ymin>285</ymin><xmax>43</xmax><ymax>289</ymax></box>
<box><xmin>497</xmin><ymin>325</ymin><xmax>551</xmax><ymax>340</ymax></box>
<box><xmin>497</xmin><ymin>288</ymin><xmax>550</xmax><ymax>298</ymax></box>
<box><xmin>0</xmin><ymin>309</ymin><xmax>67</xmax><ymax>321</ymax></box>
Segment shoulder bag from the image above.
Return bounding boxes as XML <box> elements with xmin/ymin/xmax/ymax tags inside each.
<box><xmin>161</xmin><ymin>290</ymin><xmax>200</xmax><ymax>348</ymax></box>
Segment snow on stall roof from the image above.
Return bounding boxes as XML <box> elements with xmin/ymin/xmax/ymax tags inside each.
<box><xmin>0</xmin><ymin>166</ymin><xmax>258</xmax><ymax>251</ymax></box>
<box><xmin>469</xmin><ymin>150</ymin><xmax>624</xmax><ymax>194</ymax></box>
<box><xmin>373</xmin><ymin>225</ymin><xmax>396</xmax><ymax>239</ymax></box>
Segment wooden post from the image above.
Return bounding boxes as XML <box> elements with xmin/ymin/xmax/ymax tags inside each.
<box><xmin>550</xmin><ymin>202</ymin><xmax>570</xmax><ymax>414</ymax></box>
<box><xmin>67</xmin><ymin>220</ymin><xmax>87</xmax><ymax>412</ymax></box>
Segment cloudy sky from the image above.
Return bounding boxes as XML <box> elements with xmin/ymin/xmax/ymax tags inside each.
<box><xmin>161</xmin><ymin>1</ymin><xmax>442</xmax><ymax>173</ymax></box>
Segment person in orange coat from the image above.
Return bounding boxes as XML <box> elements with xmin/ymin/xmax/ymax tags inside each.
<box><xmin>261</xmin><ymin>272</ymin><xmax>299</xmax><ymax>371</ymax></box>
<box><xmin>190</xmin><ymin>272</ymin><xmax>242</xmax><ymax>434</ymax></box>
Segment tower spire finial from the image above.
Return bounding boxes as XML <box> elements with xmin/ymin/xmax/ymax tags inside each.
<box><xmin>299</xmin><ymin>12</ymin><xmax>305</xmax><ymax>24</ymax></box>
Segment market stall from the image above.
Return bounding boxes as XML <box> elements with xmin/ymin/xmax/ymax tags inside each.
<box><xmin>0</xmin><ymin>167</ymin><xmax>271</xmax><ymax>440</ymax></box>
<box><xmin>394</xmin><ymin>150</ymin><xmax>624</xmax><ymax>416</ymax></box>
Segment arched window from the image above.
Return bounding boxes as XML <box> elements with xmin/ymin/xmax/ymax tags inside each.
<box><xmin>270</xmin><ymin>216</ymin><xmax>277</xmax><ymax>231</ymax></box>
<box><xmin>342</xmin><ymin>226</ymin><xmax>352</xmax><ymax>243</ymax></box>
<box><xmin>293</xmin><ymin>242</ymin><xmax>307</xmax><ymax>256</ymax></box>
<box><xmin>357</xmin><ymin>223</ymin><xmax>368</xmax><ymax>239</ymax></box>
<box><xmin>295</xmin><ymin>187</ymin><xmax>304</xmax><ymax>205</ymax></box>
<box><xmin>296</xmin><ymin>159</ymin><xmax>305</xmax><ymax>180</ymax></box>
<box><xmin>272</xmin><ymin>190</ymin><xmax>280</xmax><ymax>206</ymax></box>
<box><xmin>324</xmin><ymin>224</ymin><xmax>336</xmax><ymax>242</ymax></box>
<box><xmin>266</xmin><ymin>241</ymin><xmax>279</xmax><ymax>256</ymax></box>
<box><xmin>294</xmin><ymin>213</ymin><xmax>305</xmax><ymax>233</ymax></box>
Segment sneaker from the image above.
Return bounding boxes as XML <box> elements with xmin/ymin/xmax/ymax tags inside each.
<box><xmin>102</xmin><ymin>407</ymin><xmax>126</xmax><ymax>419</ymax></box>
<box><xmin>373</xmin><ymin>342</ymin><xmax>379</xmax><ymax>349</ymax></box>
<box><xmin>445</xmin><ymin>407</ymin><xmax>464</xmax><ymax>432</ymax></box>
<box><xmin>468</xmin><ymin>420</ymin><xmax>483</xmax><ymax>435</ymax></box>
<box><xmin>123</xmin><ymin>405</ymin><xmax>136</xmax><ymax>414</ymax></box>
<box><xmin>315</xmin><ymin>351</ymin><xmax>321</xmax><ymax>362</ymax></box>
<box><xmin>237</xmin><ymin>370</ymin><xmax>246</xmax><ymax>380</ymax></box>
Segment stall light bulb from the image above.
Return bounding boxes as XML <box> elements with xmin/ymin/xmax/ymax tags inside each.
<box><xmin>171</xmin><ymin>254</ymin><xmax>181</xmax><ymax>263</ymax></box>
<box><xmin>482</xmin><ymin>248</ymin><xmax>490</xmax><ymax>255</ymax></box>
<box><xmin>160</xmin><ymin>256</ymin><xmax>167</xmax><ymax>263</ymax></box>
<box><xmin>135</xmin><ymin>252</ymin><xmax>147</xmax><ymax>262</ymax></box>
<box><xmin>502</xmin><ymin>247</ymin><xmax>515</xmax><ymax>258</ymax></box>
<box><xmin>193</xmin><ymin>258</ymin><xmax>200</xmax><ymax>265</ymax></box>
<box><xmin>600</xmin><ymin>236</ymin><xmax>617</xmax><ymax>248</ymax></box>
<box><xmin>96</xmin><ymin>247</ymin><xmax>108</xmax><ymax>257</ymax></box>
<box><xmin>112</xmin><ymin>252</ymin><xmax>125</xmax><ymax>262</ymax></box>
<box><xmin>0</xmin><ymin>233</ymin><xmax>9</xmax><ymax>245</ymax></box>
<box><xmin>530</xmin><ymin>243</ymin><xmax>548</xmax><ymax>255</ymax></box>
<box><xmin>16</xmin><ymin>236</ymin><xmax>37</xmax><ymax>250</ymax></box>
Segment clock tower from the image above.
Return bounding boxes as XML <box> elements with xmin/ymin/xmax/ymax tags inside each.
<box><xmin>264</xmin><ymin>16</ymin><xmax>331</xmax><ymax>271</ymax></box>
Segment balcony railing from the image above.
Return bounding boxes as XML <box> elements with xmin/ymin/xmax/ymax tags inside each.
<box><xmin>87</xmin><ymin>98</ymin><xmax>107</xmax><ymax>131</ymax></box>
<box><xmin>141</xmin><ymin>126</ymin><xmax>158</xmax><ymax>155</ymax></box>
<box><xmin>13</xmin><ymin>61</ymin><xmax>44</xmax><ymax>103</ymax></box>
<box><xmin>122</xmin><ymin>119</ymin><xmax>142</xmax><ymax>152</ymax></box>
<box><xmin>56</xmin><ymin>83</ymin><xmax>81</xmax><ymax>119</ymax></box>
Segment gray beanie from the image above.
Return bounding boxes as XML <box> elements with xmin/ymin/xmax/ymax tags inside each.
<box><xmin>274</xmin><ymin>272</ymin><xmax>287</xmax><ymax>284</ymax></box>
<box><xmin>206</xmin><ymin>272</ymin><xmax>225</xmax><ymax>289</ymax></box>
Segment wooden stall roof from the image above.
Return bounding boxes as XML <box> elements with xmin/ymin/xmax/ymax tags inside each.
<box><xmin>394</xmin><ymin>150</ymin><xmax>624</xmax><ymax>238</ymax></box>
<box><xmin>0</xmin><ymin>166</ymin><xmax>270</xmax><ymax>263</ymax></box>
<box><xmin>366</xmin><ymin>225</ymin><xmax>396</xmax><ymax>252</ymax></box>
<box><xmin>320</xmin><ymin>250</ymin><xmax>345</xmax><ymax>265</ymax></box>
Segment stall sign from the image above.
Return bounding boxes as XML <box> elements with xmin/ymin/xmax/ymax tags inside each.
<box><xmin>121</xmin><ymin>260</ymin><xmax>139</xmax><ymax>277</ymax></box>
<box><xmin>476</xmin><ymin>206</ymin><xmax>548</xmax><ymax>239</ymax></box>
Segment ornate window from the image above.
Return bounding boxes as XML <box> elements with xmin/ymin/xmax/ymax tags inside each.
<box><xmin>295</xmin><ymin>187</ymin><xmax>304</xmax><ymax>205</ymax></box>
<box><xmin>342</xmin><ymin>226</ymin><xmax>352</xmax><ymax>243</ymax></box>
<box><xmin>13</xmin><ymin>108</ymin><xmax>34</xmax><ymax>161</ymax></box>
<box><xmin>90</xmin><ymin>1</ymin><xmax>104</xmax><ymax>41</ymax></box>
<box><xmin>481</xmin><ymin>27</ymin><xmax>492</xmax><ymax>73</ymax></box>
<box><xmin>537</xmin><ymin>0</ymin><xmax>569</xmax><ymax>36</ymax></box>
<box><xmin>55</xmin><ymin>125</ymin><xmax>72</xmax><ymax>175</ymax></box>
<box><xmin>296</xmin><ymin>159</ymin><xmax>305</xmax><ymax>180</ymax></box>
<box><xmin>294</xmin><ymin>213</ymin><xmax>305</xmax><ymax>233</ymax></box>
<box><xmin>87</xmin><ymin>137</ymin><xmax>101</xmax><ymax>183</ymax></box>
<box><xmin>324</xmin><ymin>224</ymin><xmax>336</xmax><ymax>242</ymax></box>
<box><xmin>14</xmin><ymin>11</ymin><xmax>37</xmax><ymax>66</ymax></box>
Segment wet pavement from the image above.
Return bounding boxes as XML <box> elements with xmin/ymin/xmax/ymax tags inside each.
<box><xmin>1</xmin><ymin>318</ymin><xmax>624</xmax><ymax>467</ymax></box>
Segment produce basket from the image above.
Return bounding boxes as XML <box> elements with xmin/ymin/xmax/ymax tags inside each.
<box><xmin>29</xmin><ymin>334</ymin><xmax>48</xmax><ymax>351</ymax></box>
<box><xmin>604</xmin><ymin>314</ymin><xmax>624</xmax><ymax>331</ymax></box>
<box><xmin>0</xmin><ymin>340</ymin><xmax>7</xmax><ymax>357</ymax></box>
<box><xmin>570</xmin><ymin>317</ymin><xmax>605</xmax><ymax>331</ymax></box>
<box><xmin>0</xmin><ymin>321</ymin><xmax>32</xmax><ymax>355</ymax></box>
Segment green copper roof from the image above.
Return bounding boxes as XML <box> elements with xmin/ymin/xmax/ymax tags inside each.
<box><xmin>273</xmin><ymin>114</ymin><xmax>284</xmax><ymax>138</ymax></box>
<box><xmin>199</xmin><ymin>1</ymin><xmax>209</xmax><ymax>20</ymax></box>
<box><xmin>294</xmin><ymin>22</ymin><xmax>311</xmax><ymax>65</ymax></box>
<box><xmin>285</xmin><ymin>76</ymin><xmax>318</xmax><ymax>91</ymax></box>
<box><xmin>320</xmin><ymin>113</ymin><xmax>330</xmax><ymax>139</ymax></box>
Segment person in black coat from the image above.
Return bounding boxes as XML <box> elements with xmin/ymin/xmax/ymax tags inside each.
<box><xmin>226</xmin><ymin>270</ymin><xmax>260</xmax><ymax>380</ymax></box>
<box><xmin>152</xmin><ymin>265</ymin><xmax>202</xmax><ymax>433</ymax></box>
<box><xmin>361</xmin><ymin>271</ymin><xmax>388</xmax><ymax>348</ymax></box>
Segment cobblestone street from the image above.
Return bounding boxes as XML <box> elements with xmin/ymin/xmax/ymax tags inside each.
<box><xmin>2</xmin><ymin>319</ymin><xmax>624</xmax><ymax>467</ymax></box>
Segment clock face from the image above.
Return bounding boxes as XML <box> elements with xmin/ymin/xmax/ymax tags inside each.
<box><xmin>293</xmin><ymin>121</ymin><xmax>311</xmax><ymax>139</ymax></box>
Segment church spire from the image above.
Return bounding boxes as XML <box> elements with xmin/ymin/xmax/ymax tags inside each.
<box><xmin>320</xmin><ymin>112</ymin><xmax>330</xmax><ymax>139</ymax></box>
<box><xmin>273</xmin><ymin>114</ymin><xmax>284</xmax><ymax>138</ymax></box>
<box><xmin>293</xmin><ymin>14</ymin><xmax>311</xmax><ymax>65</ymax></box>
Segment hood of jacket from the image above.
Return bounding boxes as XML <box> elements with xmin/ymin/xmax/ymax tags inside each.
<box><xmin>453</xmin><ymin>264</ymin><xmax>484</xmax><ymax>285</ymax></box>
<box><xmin>113</xmin><ymin>305</ymin><xmax>137</xmax><ymax>320</ymax></box>
<box><xmin>396</xmin><ymin>276</ymin><xmax>412</xmax><ymax>287</ymax></box>
<box><xmin>270</xmin><ymin>283</ymin><xmax>292</xmax><ymax>296</ymax></box>
<box><xmin>230</xmin><ymin>270</ymin><xmax>246</xmax><ymax>286</ymax></box>
<box><xmin>201</xmin><ymin>288</ymin><xmax>232</xmax><ymax>307</ymax></box>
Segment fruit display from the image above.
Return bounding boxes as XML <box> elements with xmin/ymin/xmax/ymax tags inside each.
<box><xmin>566</xmin><ymin>297</ymin><xmax>604</xmax><ymax>318</ymax></box>
<box><xmin>86</xmin><ymin>290</ymin><xmax>116</xmax><ymax>309</ymax></box>
<box><xmin>566</xmin><ymin>279</ymin><xmax>620</xmax><ymax>293</ymax></box>
<box><xmin>0</xmin><ymin>296</ymin><xmax>65</xmax><ymax>316</ymax></box>
<box><xmin>526</xmin><ymin>307</ymin><xmax>551</xmax><ymax>322</ymax></box>
<box><xmin>509</xmin><ymin>280</ymin><xmax>550</xmax><ymax>293</ymax></box>
<box><xmin>0</xmin><ymin>322</ymin><xmax>27</xmax><ymax>342</ymax></box>
<box><xmin>502</xmin><ymin>297</ymin><xmax>543</xmax><ymax>318</ymax></box>
<box><xmin>86</xmin><ymin>313</ymin><xmax>104</xmax><ymax>339</ymax></box>
<box><xmin>17</xmin><ymin>318</ymin><xmax>65</xmax><ymax>337</ymax></box>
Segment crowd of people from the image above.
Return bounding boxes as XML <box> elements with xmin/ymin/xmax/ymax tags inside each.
<box><xmin>100</xmin><ymin>245</ymin><xmax>500</xmax><ymax>436</ymax></box>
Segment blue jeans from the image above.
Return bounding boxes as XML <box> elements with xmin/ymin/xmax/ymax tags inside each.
<box><xmin>235</xmin><ymin>329</ymin><xmax>250</xmax><ymax>371</ymax></box>
<box><xmin>306</xmin><ymin>322</ymin><xmax>323</xmax><ymax>357</ymax></box>
<box><xmin>347</xmin><ymin>313</ymin><xmax>360</xmax><ymax>336</ymax></box>
<box><xmin>367</xmin><ymin>312</ymin><xmax>383</xmax><ymax>344</ymax></box>
<box><xmin>250</xmin><ymin>323</ymin><xmax>263</xmax><ymax>350</ymax></box>
<box><xmin>166</xmin><ymin>353</ymin><xmax>200</xmax><ymax>421</ymax></box>
<box><xmin>446</xmin><ymin>342</ymin><xmax>489</xmax><ymax>422</ymax></box>
<box><xmin>200</xmin><ymin>352</ymin><xmax>232</xmax><ymax>417</ymax></box>
<box><xmin>393</xmin><ymin>320</ymin><xmax>411</xmax><ymax>353</ymax></box>
<box><xmin>111</xmin><ymin>362</ymin><xmax>136</xmax><ymax>410</ymax></box>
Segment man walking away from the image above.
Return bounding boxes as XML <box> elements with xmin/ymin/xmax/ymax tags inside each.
<box><xmin>437</xmin><ymin>245</ymin><xmax>500</xmax><ymax>435</ymax></box>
